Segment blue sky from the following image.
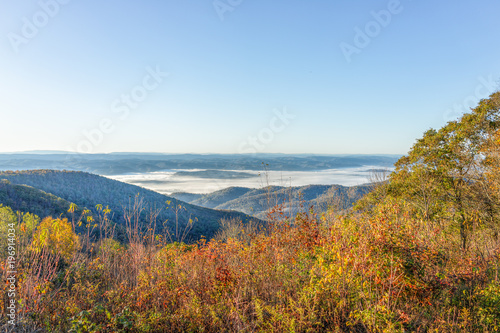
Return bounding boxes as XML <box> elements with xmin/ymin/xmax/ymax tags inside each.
<box><xmin>0</xmin><ymin>0</ymin><xmax>499</xmax><ymax>154</ymax></box>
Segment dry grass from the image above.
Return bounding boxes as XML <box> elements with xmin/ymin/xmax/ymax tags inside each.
<box><xmin>1</xmin><ymin>199</ymin><xmax>500</xmax><ymax>332</ymax></box>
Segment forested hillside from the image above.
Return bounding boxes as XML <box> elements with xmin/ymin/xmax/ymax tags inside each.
<box><xmin>0</xmin><ymin>179</ymin><xmax>75</xmax><ymax>219</ymax></box>
<box><xmin>0</xmin><ymin>170</ymin><xmax>257</xmax><ymax>241</ymax></box>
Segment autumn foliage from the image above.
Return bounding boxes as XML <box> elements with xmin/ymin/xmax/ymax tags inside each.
<box><xmin>1</xmin><ymin>92</ymin><xmax>500</xmax><ymax>332</ymax></box>
<box><xmin>31</xmin><ymin>217</ymin><xmax>80</xmax><ymax>261</ymax></box>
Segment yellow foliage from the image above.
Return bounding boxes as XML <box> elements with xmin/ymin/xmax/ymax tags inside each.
<box><xmin>31</xmin><ymin>217</ymin><xmax>79</xmax><ymax>261</ymax></box>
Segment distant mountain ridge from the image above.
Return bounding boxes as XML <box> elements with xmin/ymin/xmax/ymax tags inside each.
<box><xmin>171</xmin><ymin>184</ymin><xmax>371</xmax><ymax>219</ymax></box>
<box><xmin>0</xmin><ymin>153</ymin><xmax>400</xmax><ymax>175</ymax></box>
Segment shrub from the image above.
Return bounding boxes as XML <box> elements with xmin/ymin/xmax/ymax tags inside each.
<box><xmin>31</xmin><ymin>217</ymin><xmax>80</xmax><ymax>261</ymax></box>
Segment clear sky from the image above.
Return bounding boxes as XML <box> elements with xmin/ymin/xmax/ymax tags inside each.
<box><xmin>1</xmin><ymin>0</ymin><xmax>499</xmax><ymax>155</ymax></box>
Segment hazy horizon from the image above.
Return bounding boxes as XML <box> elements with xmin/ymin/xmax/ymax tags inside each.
<box><xmin>0</xmin><ymin>150</ymin><xmax>403</xmax><ymax>157</ymax></box>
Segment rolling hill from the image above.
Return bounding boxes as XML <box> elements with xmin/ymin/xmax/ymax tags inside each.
<box><xmin>0</xmin><ymin>179</ymin><xmax>76</xmax><ymax>219</ymax></box>
<box><xmin>0</xmin><ymin>170</ymin><xmax>259</xmax><ymax>241</ymax></box>
<box><xmin>171</xmin><ymin>184</ymin><xmax>371</xmax><ymax>219</ymax></box>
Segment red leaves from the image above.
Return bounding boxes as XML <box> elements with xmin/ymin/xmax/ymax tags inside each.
<box><xmin>215</xmin><ymin>265</ymin><xmax>233</xmax><ymax>286</ymax></box>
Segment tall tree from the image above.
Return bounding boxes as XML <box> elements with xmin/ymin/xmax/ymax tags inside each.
<box><xmin>357</xmin><ymin>91</ymin><xmax>500</xmax><ymax>249</ymax></box>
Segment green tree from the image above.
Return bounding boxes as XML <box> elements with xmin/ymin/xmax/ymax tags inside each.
<box><xmin>31</xmin><ymin>217</ymin><xmax>80</xmax><ymax>261</ymax></box>
<box><xmin>357</xmin><ymin>91</ymin><xmax>500</xmax><ymax>249</ymax></box>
